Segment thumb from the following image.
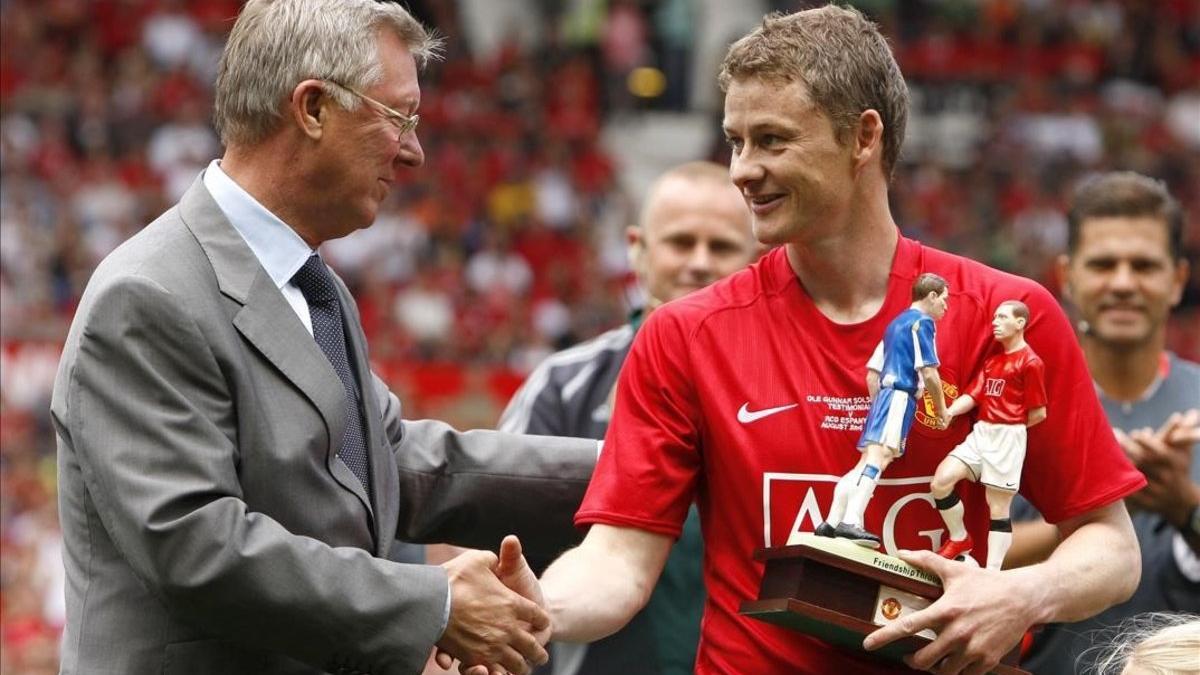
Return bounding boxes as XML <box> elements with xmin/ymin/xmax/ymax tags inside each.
<box><xmin>497</xmin><ymin>535</ymin><xmax>524</xmax><ymax>577</ymax></box>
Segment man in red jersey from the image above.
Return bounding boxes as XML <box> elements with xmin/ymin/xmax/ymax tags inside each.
<box><xmin>931</xmin><ymin>300</ymin><xmax>1048</xmax><ymax>570</ymax></box>
<box><xmin>472</xmin><ymin>7</ymin><xmax>1144</xmax><ymax>675</ymax></box>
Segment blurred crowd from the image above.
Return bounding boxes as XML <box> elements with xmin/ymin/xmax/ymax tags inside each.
<box><xmin>1</xmin><ymin>1</ymin><xmax>1197</xmax><ymax>672</ymax></box>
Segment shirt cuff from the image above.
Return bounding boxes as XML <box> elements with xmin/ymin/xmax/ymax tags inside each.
<box><xmin>440</xmin><ymin>582</ymin><xmax>452</xmax><ymax>636</ymax></box>
<box><xmin>596</xmin><ymin>440</ymin><xmax>603</xmax><ymax>459</ymax></box>
<box><xmin>1173</xmin><ymin>532</ymin><xmax>1200</xmax><ymax>582</ymax></box>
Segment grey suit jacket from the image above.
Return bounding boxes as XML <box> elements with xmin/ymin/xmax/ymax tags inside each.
<box><xmin>50</xmin><ymin>178</ymin><xmax>597</xmax><ymax>675</ymax></box>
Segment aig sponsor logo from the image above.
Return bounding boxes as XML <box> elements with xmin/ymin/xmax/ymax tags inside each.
<box><xmin>762</xmin><ymin>472</ymin><xmax>952</xmax><ymax>556</ymax></box>
<box><xmin>984</xmin><ymin>378</ymin><xmax>1006</xmax><ymax>397</ymax></box>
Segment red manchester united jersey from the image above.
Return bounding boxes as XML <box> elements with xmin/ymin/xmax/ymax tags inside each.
<box><xmin>576</xmin><ymin>236</ymin><xmax>1144</xmax><ymax>675</ymax></box>
<box><xmin>965</xmin><ymin>345</ymin><xmax>1047</xmax><ymax>425</ymax></box>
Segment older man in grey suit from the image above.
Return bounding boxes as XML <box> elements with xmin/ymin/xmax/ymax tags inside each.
<box><xmin>50</xmin><ymin>2</ymin><xmax>594</xmax><ymax>674</ymax></box>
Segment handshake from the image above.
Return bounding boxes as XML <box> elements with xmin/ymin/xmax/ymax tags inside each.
<box><xmin>434</xmin><ymin>535</ymin><xmax>550</xmax><ymax>675</ymax></box>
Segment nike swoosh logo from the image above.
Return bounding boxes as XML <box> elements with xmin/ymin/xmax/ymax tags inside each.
<box><xmin>737</xmin><ymin>402</ymin><xmax>799</xmax><ymax>424</ymax></box>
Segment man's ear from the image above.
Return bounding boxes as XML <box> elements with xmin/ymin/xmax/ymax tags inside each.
<box><xmin>1169</xmin><ymin>258</ymin><xmax>1189</xmax><ymax>308</ymax></box>
<box><xmin>1055</xmin><ymin>253</ymin><xmax>1074</xmax><ymax>302</ymax></box>
<box><xmin>626</xmin><ymin>225</ymin><xmax>645</xmax><ymax>271</ymax></box>
<box><xmin>853</xmin><ymin>109</ymin><xmax>884</xmax><ymax>171</ymax></box>
<box><xmin>289</xmin><ymin>79</ymin><xmax>329</xmax><ymax>140</ymax></box>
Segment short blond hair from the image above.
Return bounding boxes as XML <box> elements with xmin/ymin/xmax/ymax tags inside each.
<box><xmin>214</xmin><ymin>0</ymin><xmax>443</xmax><ymax>147</ymax></box>
<box><xmin>638</xmin><ymin>161</ymin><xmax>736</xmax><ymax>230</ymax></box>
<box><xmin>718</xmin><ymin>5</ymin><xmax>908</xmax><ymax>178</ymax></box>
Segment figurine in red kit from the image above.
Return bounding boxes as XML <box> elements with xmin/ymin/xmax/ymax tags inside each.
<box><xmin>930</xmin><ymin>300</ymin><xmax>1048</xmax><ymax>570</ymax></box>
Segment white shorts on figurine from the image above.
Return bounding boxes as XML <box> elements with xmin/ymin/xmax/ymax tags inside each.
<box><xmin>948</xmin><ymin>420</ymin><xmax>1027</xmax><ymax>491</ymax></box>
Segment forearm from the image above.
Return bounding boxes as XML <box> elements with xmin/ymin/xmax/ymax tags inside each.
<box><xmin>945</xmin><ymin>393</ymin><xmax>975</xmax><ymax>419</ymax></box>
<box><xmin>392</xmin><ymin>418</ymin><xmax>595</xmax><ymax>556</ymax></box>
<box><xmin>1026</xmin><ymin>406</ymin><xmax>1047</xmax><ymax>427</ymax></box>
<box><xmin>542</xmin><ymin>548</ymin><xmax>649</xmax><ymax>642</ymax></box>
<box><xmin>920</xmin><ymin>369</ymin><xmax>946</xmax><ymax>415</ymax></box>
<box><xmin>1004</xmin><ymin>518</ymin><xmax>1059</xmax><ymax>569</ymax></box>
<box><xmin>1012</xmin><ymin>500</ymin><xmax>1139</xmax><ymax>624</ymax></box>
<box><xmin>540</xmin><ymin>525</ymin><xmax>671</xmax><ymax>643</ymax></box>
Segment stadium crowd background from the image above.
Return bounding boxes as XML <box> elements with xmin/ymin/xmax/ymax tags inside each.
<box><xmin>0</xmin><ymin>1</ymin><xmax>1197</xmax><ymax>672</ymax></box>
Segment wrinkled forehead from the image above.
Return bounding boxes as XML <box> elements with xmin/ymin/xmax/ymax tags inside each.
<box><xmin>373</xmin><ymin>30</ymin><xmax>422</xmax><ymax>108</ymax></box>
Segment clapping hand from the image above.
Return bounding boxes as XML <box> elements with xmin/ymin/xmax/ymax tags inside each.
<box><xmin>436</xmin><ymin>536</ymin><xmax>549</xmax><ymax>675</ymax></box>
<box><xmin>434</xmin><ymin>536</ymin><xmax>549</xmax><ymax>675</ymax></box>
<box><xmin>1119</xmin><ymin>409</ymin><xmax>1200</xmax><ymax>528</ymax></box>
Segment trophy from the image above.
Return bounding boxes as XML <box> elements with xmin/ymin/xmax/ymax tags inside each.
<box><xmin>740</xmin><ymin>534</ymin><xmax>1028</xmax><ymax>674</ymax></box>
<box><xmin>739</xmin><ymin>292</ymin><xmax>1043</xmax><ymax>673</ymax></box>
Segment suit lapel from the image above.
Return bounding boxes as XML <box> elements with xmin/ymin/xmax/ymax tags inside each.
<box><xmin>232</xmin><ymin>274</ymin><xmax>351</xmax><ymax>480</ymax></box>
<box><xmin>337</xmin><ymin>281</ymin><xmax>396</xmax><ymax>553</ymax></box>
<box><xmin>177</xmin><ymin>176</ymin><xmax>376</xmax><ymax>524</ymax></box>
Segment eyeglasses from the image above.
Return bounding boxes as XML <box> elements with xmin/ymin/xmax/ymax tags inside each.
<box><xmin>324</xmin><ymin>80</ymin><xmax>419</xmax><ymax>138</ymax></box>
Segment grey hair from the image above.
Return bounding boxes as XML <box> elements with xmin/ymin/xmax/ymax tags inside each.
<box><xmin>213</xmin><ymin>0</ymin><xmax>443</xmax><ymax>147</ymax></box>
<box><xmin>1084</xmin><ymin>612</ymin><xmax>1200</xmax><ymax>675</ymax></box>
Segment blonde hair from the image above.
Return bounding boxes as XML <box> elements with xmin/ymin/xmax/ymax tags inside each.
<box><xmin>718</xmin><ymin>5</ymin><xmax>908</xmax><ymax>178</ymax></box>
<box><xmin>1086</xmin><ymin>613</ymin><xmax>1200</xmax><ymax>675</ymax></box>
<box><xmin>213</xmin><ymin>0</ymin><xmax>443</xmax><ymax>147</ymax></box>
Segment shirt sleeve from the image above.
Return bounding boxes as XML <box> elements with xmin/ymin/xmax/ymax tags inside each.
<box><xmin>867</xmin><ymin>340</ymin><xmax>884</xmax><ymax>372</ymax></box>
<box><xmin>1024</xmin><ymin>355</ymin><xmax>1048</xmax><ymax>411</ymax></box>
<box><xmin>915</xmin><ymin>316</ymin><xmax>939</xmax><ymax>368</ymax></box>
<box><xmin>575</xmin><ymin>308</ymin><xmax>702</xmax><ymax>538</ymax></box>
<box><xmin>1006</xmin><ymin>284</ymin><xmax>1145</xmax><ymax>523</ymax></box>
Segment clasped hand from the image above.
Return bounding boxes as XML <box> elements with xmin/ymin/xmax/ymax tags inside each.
<box><xmin>435</xmin><ymin>536</ymin><xmax>550</xmax><ymax>675</ymax></box>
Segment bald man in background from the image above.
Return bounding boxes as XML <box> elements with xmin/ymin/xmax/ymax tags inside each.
<box><xmin>496</xmin><ymin>161</ymin><xmax>761</xmax><ymax>675</ymax></box>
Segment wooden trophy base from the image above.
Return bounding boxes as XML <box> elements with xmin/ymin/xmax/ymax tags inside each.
<box><xmin>739</xmin><ymin>534</ymin><xmax>1028</xmax><ymax>674</ymax></box>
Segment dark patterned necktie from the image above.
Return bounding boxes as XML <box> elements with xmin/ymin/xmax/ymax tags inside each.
<box><xmin>291</xmin><ymin>254</ymin><xmax>372</xmax><ymax>498</ymax></box>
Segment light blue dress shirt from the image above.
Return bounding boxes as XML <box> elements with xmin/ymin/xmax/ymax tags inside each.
<box><xmin>203</xmin><ymin>159</ymin><xmax>315</xmax><ymax>335</ymax></box>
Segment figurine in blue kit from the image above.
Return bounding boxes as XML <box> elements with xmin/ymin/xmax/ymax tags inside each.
<box><xmin>818</xmin><ymin>272</ymin><xmax>951</xmax><ymax>547</ymax></box>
